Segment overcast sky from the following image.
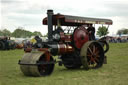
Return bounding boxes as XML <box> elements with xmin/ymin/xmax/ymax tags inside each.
<box><xmin>1</xmin><ymin>0</ymin><xmax>128</xmax><ymax>35</ymax></box>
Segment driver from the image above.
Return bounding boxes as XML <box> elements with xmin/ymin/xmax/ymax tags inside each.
<box><xmin>87</xmin><ymin>25</ymin><xmax>95</xmax><ymax>40</ymax></box>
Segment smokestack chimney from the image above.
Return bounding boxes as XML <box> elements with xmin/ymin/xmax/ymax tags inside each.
<box><xmin>47</xmin><ymin>10</ymin><xmax>53</xmax><ymax>40</ymax></box>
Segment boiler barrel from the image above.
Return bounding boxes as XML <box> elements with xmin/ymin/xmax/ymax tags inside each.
<box><xmin>48</xmin><ymin>44</ymin><xmax>74</xmax><ymax>56</ymax></box>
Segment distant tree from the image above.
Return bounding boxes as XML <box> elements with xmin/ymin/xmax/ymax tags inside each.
<box><xmin>23</xmin><ymin>30</ymin><xmax>33</xmax><ymax>38</ymax></box>
<box><xmin>96</xmin><ymin>26</ymin><xmax>109</xmax><ymax>37</ymax></box>
<box><xmin>0</xmin><ymin>30</ymin><xmax>3</xmax><ymax>36</ymax></box>
<box><xmin>0</xmin><ymin>26</ymin><xmax>43</xmax><ymax>38</ymax></box>
<box><xmin>12</xmin><ymin>27</ymin><xmax>43</xmax><ymax>38</ymax></box>
<box><xmin>12</xmin><ymin>28</ymin><xmax>33</xmax><ymax>38</ymax></box>
<box><xmin>12</xmin><ymin>27</ymin><xmax>24</xmax><ymax>38</ymax></box>
<box><xmin>32</xmin><ymin>31</ymin><xmax>43</xmax><ymax>37</ymax></box>
<box><xmin>0</xmin><ymin>29</ymin><xmax>11</xmax><ymax>36</ymax></box>
<box><xmin>117</xmin><ymin>28</ymin><xmax>128</xmax><ymax>35</ymax></box>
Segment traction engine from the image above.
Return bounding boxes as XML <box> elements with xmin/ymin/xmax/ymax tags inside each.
<box><xmin>18</xmin><ymin>10</ymin><xmax>113</xmax><ymax>76</ymax></box>
<box><xmin>0</xmin><ymin>37</ymin><xmax>16</xmax><ymax>50</ymax></box>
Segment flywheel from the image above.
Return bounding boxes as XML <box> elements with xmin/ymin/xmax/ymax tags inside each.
<box><xmin>73</xmin><ymin>26</ymin><xmax>89</xmax><ymax>49</ymax></box>
<box><xmin>80</xmin><ymin>41</ymin><xmax>104</xmax><ymax>69</ymax></box>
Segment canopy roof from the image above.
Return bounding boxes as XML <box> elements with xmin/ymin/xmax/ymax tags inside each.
<box><xmin>43</xmin><ymin>14</ymin><xmax>113</xmax><ymax>26</ymax></box>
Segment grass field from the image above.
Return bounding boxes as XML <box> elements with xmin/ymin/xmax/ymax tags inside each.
<box><xmin>0</xmin><ymin>43</ymin><xmax>128</xmax><ymax>85</ymax></box>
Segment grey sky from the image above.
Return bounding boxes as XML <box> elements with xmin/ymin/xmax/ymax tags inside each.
<box><xmin>1</xmin><ymin>0</ymin><xmax>128</xmax><ymax>35</ymax></box>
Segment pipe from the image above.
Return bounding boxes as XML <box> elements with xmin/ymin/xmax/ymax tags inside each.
<box><xmin>47</xmin><ymin>10</ymin><xmax>53</xmax><ymax>40</ymax></box>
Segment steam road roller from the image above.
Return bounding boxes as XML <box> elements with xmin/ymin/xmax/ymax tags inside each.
<box><xmin>18</xmin><ymin>10</ymin><xmax>113</xmax><ymax>76</ymax></box>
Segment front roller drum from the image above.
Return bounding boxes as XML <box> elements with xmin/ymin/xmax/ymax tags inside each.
<box><xmin>80</xmin><ymin>41</ymin><xmax>104</xmax><ymax>69</ymax></box>
<box><xmin>19</xmin><ymin>51</ymin><xmax>54</xmax><ymax>76</ymax></box>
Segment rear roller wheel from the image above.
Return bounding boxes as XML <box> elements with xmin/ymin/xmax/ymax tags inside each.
<box><xmin>80</xmin><ymin>41</ymin><xmax>104</xmax><ymax>69</ymax></box>
<box><xmin>19</xmin><ymin>52</ymin><xmax>54</xmax><ymax>76</ymax></box>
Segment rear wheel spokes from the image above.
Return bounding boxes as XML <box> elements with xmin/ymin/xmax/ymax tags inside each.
<box><xmin>87</xmin><ymin>43</ymin><xmax>101</xmax><ymax>68</ymax></box>
<box><xmin>88</xmin><ymin>47</ymin><xmax>93</xmax><ymax>54</ymax></box>
<box><xmin>93</xmin><ymin>45</ymin><xmax>96</xmax><ymax>53</ymax></box>
<box><xmin>87</xmin><ymin>53</ymin><xmax>97</xmax><ymax>67</ymax></box>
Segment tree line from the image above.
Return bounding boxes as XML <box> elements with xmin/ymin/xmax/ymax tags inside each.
<box><xmin>117</xmin><ymin>28</ymin><xmax>128</xmax><ymax>35</ymax></box>
<box><xmin>0</xmin><ymin>27</ymin><xmax>43</xmax><ymax>38</ymax></box>
<box><xmin>0</xmin><ymin>26</ymin><xmax>128</xmax><ymax>38</ymax></box>
<box><xmin>97</xmin><ymin>27</ymin><xmax>128</xmax><ymax>37</ymax></box>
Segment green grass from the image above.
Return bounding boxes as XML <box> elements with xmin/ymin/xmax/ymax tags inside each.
<box><xmin>0</xmin><ymin>43</ymin><xmax>128</xmax><ymax>85</ymax></box>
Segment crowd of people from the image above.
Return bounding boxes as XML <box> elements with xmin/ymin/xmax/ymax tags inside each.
<box><xmin>107</xmin><ymin>36</ymin><xmax>128</xmax><ymax>43</ymax></box>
